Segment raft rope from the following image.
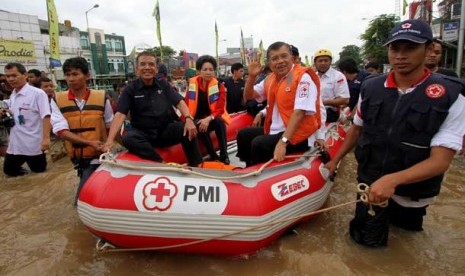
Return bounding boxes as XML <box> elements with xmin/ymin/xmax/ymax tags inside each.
<box><xmin>99</xmin><ymin>151</ymin><xmax>321</xmax><ymax>180</ymax></box>
<box><xmin>95</xmin><ymin>183</ymin><xmax>388</xmax><ymax>253</ymax></box>
<box><xmin>98</xmin><ymin>123</ymin><xmax>343</xmax><ymax>181</ymax></box>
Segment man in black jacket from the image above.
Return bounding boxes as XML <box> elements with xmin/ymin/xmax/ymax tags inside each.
<box><xmin>224</xmin><ymin>63</ymin><xmax>245</xmax><ymax>113</ymax></box>
<box><xmin>325</xmin><ymin>19</ymin><xmax>465</xmax><ymax>247</ymax></box>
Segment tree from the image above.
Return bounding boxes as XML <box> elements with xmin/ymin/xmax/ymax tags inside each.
<box><xmin>146</xmin><ymin>46</ymin><xmax>177</xmax><ymax>62</ymax></box>
<box><xmin>338</xmin><ymin>45</ymin><xmax>362</xmax><ymax>65</ymax></box>
<box><xmin>360</xmin><ymin>14</ymin><xmax>398</xmax><ymax>65</ymax></box>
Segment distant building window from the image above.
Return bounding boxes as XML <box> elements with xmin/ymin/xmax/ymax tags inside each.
<box><xmin>108</xmin><ymin>62</ymin><xmax>115</xmax><ymax>73</ymax></box>
<box><xmin>80</xmin><ymin>36</ymin><xmax>89</xmax><ymax>49</ymax></box>
<box><xmin>115</xmin><ymin>40</ymin><xmax>123</xmax><ymax>51</ymax></box>
<box><xmin>105</xmin><ymin>39</ymin><xmax>113</xmax><ymax>51</ymax></box>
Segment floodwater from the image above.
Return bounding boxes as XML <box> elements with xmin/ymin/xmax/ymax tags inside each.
<box><xmin>1</xmin><ymin>151</ymin><xmax>464</xmax><ymax>276</ymax></box>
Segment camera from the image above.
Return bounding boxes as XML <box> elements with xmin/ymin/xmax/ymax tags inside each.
<box><xmin>0</xmin><ymin>111</ymin><xmax>15</xmax><ymax>128</ymax></box>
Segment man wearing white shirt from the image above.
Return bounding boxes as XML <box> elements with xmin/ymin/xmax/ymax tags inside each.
<box><xmin>324</xmin><ymin>19</ymin><xmax>465</xmax><ymax>247</ymax></box>
<box><xmin>2</xmin><ymin>63</ymin><xmax>51</xmax><ymax>176</ymax></box>
<box><xmin>237</xmin><ymin>42</ymin><xmax>323</xmax><ymax>166</ymax></box>
<box><xmin>314</xmin><ymin>49</ymin><xmax>350</xmax><ymax>122</ymax></box>
<box><xmin>50</xmin><ymin>57</ymin><xmax>113</xmax><ymax>205</ymax></box>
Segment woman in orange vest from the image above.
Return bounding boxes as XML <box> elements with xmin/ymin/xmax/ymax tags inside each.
<box><xmin>185</xmin><ymin>55</ymin><xmax>231</xmax><ymax>164</ymax></box>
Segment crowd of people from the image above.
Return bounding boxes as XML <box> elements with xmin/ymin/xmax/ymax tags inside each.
<box><xmin>1</xmin><ymin>19</ymin><xmax>465</xmax><ymax>248</ymax></box>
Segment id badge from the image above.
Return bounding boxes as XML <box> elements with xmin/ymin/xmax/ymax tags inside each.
<box><xmin>18</xmin><ymin>114</ymin><xmax>25</xmax><ymax>125</ymax></box>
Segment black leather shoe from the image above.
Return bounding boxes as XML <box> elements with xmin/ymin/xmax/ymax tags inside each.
<box><xmin>220</xmin><ymin>156</ymin><xmax>230</xmax><ymax>165</ymax></box>
<box><xmin>207</xmin><ymin>154</ymin><xmax>219</xmax><ymax>161</ymax></box>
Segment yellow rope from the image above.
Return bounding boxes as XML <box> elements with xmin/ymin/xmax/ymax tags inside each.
<box><xmin>95</xmin><ymin>184</ymin><xmax>387</xmax><ymax>253</ymax></box>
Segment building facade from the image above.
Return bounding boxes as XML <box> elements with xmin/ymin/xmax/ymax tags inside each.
<box><xmin>0</xmin><ymin>9</ymin><xmax>128</xmax><ymax>90</ymax></box>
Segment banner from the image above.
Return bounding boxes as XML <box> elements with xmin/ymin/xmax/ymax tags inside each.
<box><xmin>239</xmin><ymin>28</ymin><xmax>246</xmax><ymax>65</ymax></box>
<box><xmin>259</xmin><ymin>40</ymin><xmax>265</xmax><ymax>65</ymax></box>
<box><xmin>0</xmin><ymin>39</ymin><xmax>36</xmax><ymax>62</ymax></box>
<box><xmin>153</xmin><ymin>0</ymin><xmax>163</xmax><ymax>59</ymax></box>
<box><xmin>46</xmin><ymin>0</ymin><xmax>61</xmax><ymax>68</ymax></box>
<box><xmin>182</xmin><ymin>52</ymin><xmax>198</xmax><ymax>69</ymax></box>
<box><xmin>215</xmin><ymin>20</ymin><xmax>219</xmax><ymax>71</ymax></box>
<box><xmin>403</xmin><ymin>0</ymin><xmax>408</xmax><ymax>16</ymax></box>
<box><xmin>409</xmin><ymin>0</ymin><xmax>432</xmax><ymax>23</ymax></box>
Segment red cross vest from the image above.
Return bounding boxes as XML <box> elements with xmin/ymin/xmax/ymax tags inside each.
<box><xmin>263</xmin><ymin>66</ymin><xmax>321</xmax><ymax>145</ymax></box>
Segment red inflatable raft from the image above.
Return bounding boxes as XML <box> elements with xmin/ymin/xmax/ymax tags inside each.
<box><xmin>77</xmin><ymin>112</ymin><xmax>347</xmax><ymax>256</ymax></box>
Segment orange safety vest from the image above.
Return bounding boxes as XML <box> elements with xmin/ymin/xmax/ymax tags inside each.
<box><xmin>55</xmin><ymin>90</ymin><xmax>107</xmax><ymax>159</ymax></box>
<box><xmin>264</xmin><ymin>66</ymin><xmax>321</xmax><ymax>145</ymax></box>
<box><xmin>187</xmin><ymin>76</ymin><xmax>231</xmax><ymax>125</ymax></box>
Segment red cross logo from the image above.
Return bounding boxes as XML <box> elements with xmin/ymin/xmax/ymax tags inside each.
<box><xmin>402</xmin><ymin>23</ymin><xmax>412</xmax><ymax>29</ymax></box>
<box><xmin>142</xmin><ymin>177</ymin><xmax>178</xmax><ymax>211</ymax></box>
<box><xmin>298</xmin><ymin>82</ymin><xmax>310</xmax><ymax>98</ymax></box>
<box><xmin>151</xmin><ymin>182</ymin><xmax>171</xmax><ymax>202</ymax></box>
<box><xmin>425</xmin><ymin>84</ymin><xmax>446</xmax><ymax>99</ymax></box>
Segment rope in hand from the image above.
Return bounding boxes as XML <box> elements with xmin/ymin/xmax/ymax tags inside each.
<box><xmin>356</xmin><ymin>183</ymin><xmax>389</xmax><ymax>216</ymax></box>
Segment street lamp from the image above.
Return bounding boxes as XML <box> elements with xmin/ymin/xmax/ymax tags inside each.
<box><xmin>85</xmin><ymin>4</ymin><xmax>99</xmax><ymax>87</ymax></box>
<box><xmin>85</xmin><ymin>4</ymin><xmax>99</xmax><ymax>30</ymax></box>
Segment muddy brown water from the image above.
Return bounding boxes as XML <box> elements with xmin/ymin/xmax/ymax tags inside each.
<box><xmin>1</xmin><ymin>153</ymin><xmax>464</xmax><ymax>276</ymax></box>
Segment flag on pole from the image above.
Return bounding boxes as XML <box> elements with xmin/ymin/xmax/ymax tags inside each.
<box><xmin>403</xmin><ymin>0</ymin><xmax>408</xmax><ymax>16</ymax></box>
<box><xmin>46</xmin><ymin>0</ymin><xmax>61</xmax><ymax>68</ymax></box>
<box><xmin>259</xmin><ymin>40</ymin><xmax>265</xmax><ymax>65</ymax></box>
<box><xmin>240</xmin><ymin>28</ymin><xmax>246</xmax><ymax>65</ymax></box>
<box><xmin>215</xmin><ymin>20</ymin><xmax>219</xmax><ymax>73</ymax></box>
<box><xmin>153</xmin><ymin>0</ymin><xmax>163</xmax><ymax>60</ymax></box>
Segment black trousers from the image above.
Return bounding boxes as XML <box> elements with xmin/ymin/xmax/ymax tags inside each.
<box><xmin>326</xmin><ymin>108</ymin><xmax>339</xmax><ymax>123</ymax></box>
<box><xmin>122</xmin><ymin>121</ymin><xmax>203</xmax><ymax>167</ymax></box>
<box><xmin>349</xmin><ymin>197</ymin><xmax>427</xmax><ymax>247</ymax></box>
<box><xmin>3</xmin><ymin>153</ymin><xmax>47</xmax><ymax>176</ymax></box>
<box><xmin>236</xmin><ymin>127</ymin><xmax>309</xmax><ymax>166</ymax></box>
<box><xmin>197</xmin><ymin>117</ymin><xmax>228</xmax><ymax>159</ymax></box>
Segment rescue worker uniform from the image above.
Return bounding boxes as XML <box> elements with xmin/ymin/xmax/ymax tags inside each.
<box><xmin>318</xmin><ymin>67</ymin><xmax>350</xmax><ymax>122</ymax></box>
<box><xmin>186</xmin><ymin>76</ymin><xmax>230</xmax><ymax>163</ymax></box>
<box><xmin>351</xmin><ymin>70</ymin><xmax>465</xmax><ymax>247</ymax></box>
<box><xmin>236</xmin><ymin>65</ymin><xmax>322</xmax><ymax>166</ymax></box>
<box><xmin>51</xmin><ymin>88</ymin><xmax>114</xmax><ymax>205</ymax></box>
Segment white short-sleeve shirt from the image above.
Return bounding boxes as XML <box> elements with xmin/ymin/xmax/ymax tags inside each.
<box><xmin>5</xmin><ymin>83</ymin><xmax>51</xmax><ymax>155</ymax></box>
<box><xmin>318</xmin><ymin>67</ymin><xmax>350</xmax><ymax>109</ymax></box>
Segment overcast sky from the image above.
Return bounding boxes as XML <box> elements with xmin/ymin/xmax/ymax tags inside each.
<box><xmin>2</xmin><ymin>0</ymin><xmax>400</xmax><ymax>60</ymax></box>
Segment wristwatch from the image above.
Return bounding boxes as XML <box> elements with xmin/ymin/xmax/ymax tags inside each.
<box><xmin>281</xmin><ymin>136</ymin><xmax>289</xmax><ymax>144</ymax></box>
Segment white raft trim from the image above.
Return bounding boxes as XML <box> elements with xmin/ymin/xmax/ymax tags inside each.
<box><xmin>78</xmin><ymin>181</ymin><xmax>333</xmax><ymax>242</ymax></box>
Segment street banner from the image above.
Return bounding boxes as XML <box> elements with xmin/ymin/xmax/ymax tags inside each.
<box><xmin>153</xmin><ymin>0</ymin><xmax>163</xmax><ymax>60</ymax></box>
<box><xmin>215</xmin><ymin>21</ymin><xmax>219</xmax><ymax>72</ymax></box>
<box><xmin>0</xmin><ymin>39</ymin><xmax>36</xmax><ymax>62</ymax></box>
<box><xmin>259</xmin><ymin>40</ymin><xmax>265</xmax><ymax>65</ymax></box>
<box><xmin>183</xmin><ymin>52</ymin><xmax>198</xmax><ymax>69</ymax></box>
<box><xmin>240</xmin><ymin>28</ymin><xmax>246</xmax><ymax>65</ymax></box>
<box><xmin>403</xmin><ymin>0</ymin><xmax>408</xmax><ymax>16</ymax></box>
<box><xmin>409</xmin><ymin>0</ymin><xmax>432</xmax><ymax>23</ymax></box>
<box><xmin>46</xmin><ymin>0</ymin><xmax>61</xmax><ymax>68</ymax></box>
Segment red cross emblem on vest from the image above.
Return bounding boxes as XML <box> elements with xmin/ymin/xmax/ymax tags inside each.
<box><xmin>425</xmin><ymin>84</ymin><xmax>446</xmax><ymax>99</ymax></box>
<box><xmin>142</xmin><ymin>176</ymin><xmax>178</xmax><ymax>211</ymax></box>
